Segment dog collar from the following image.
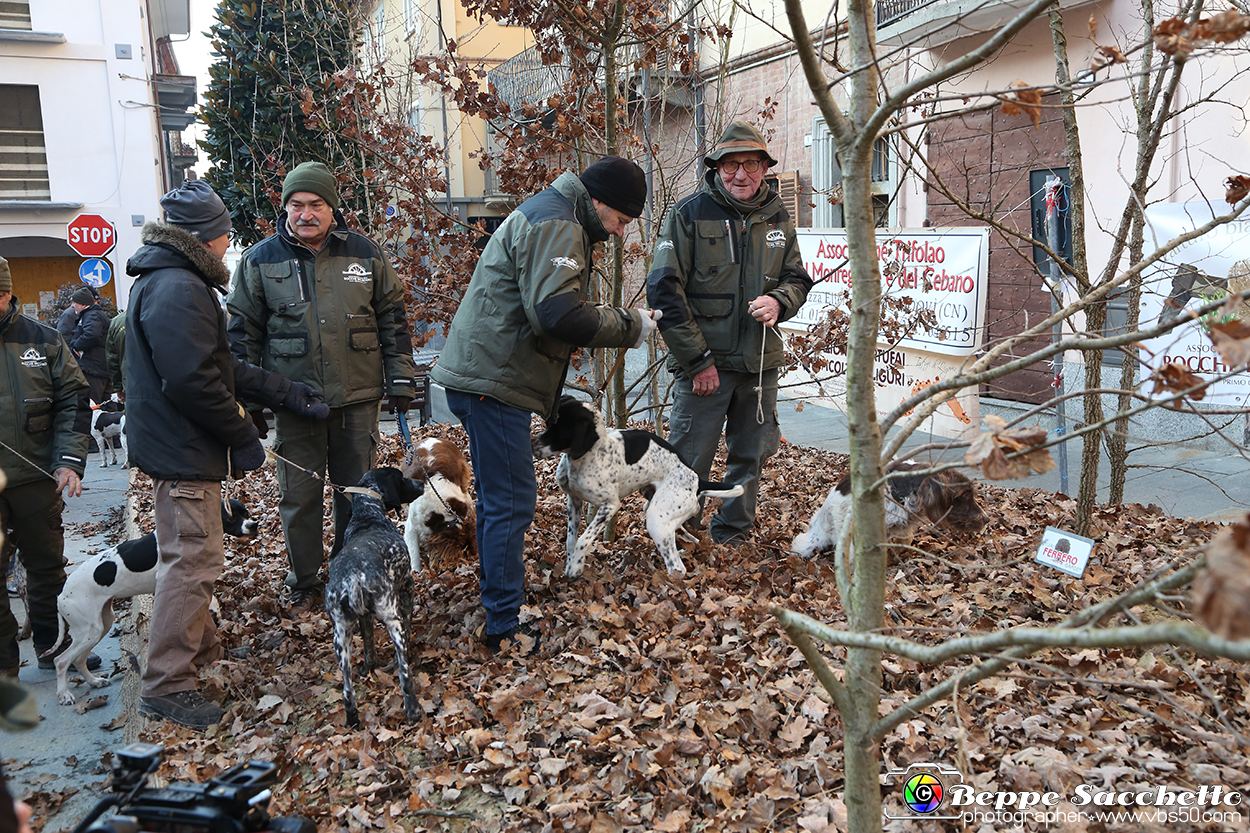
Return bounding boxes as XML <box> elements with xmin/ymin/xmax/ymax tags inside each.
<box><xmin>342</xmin><ymin>486</ymin><xmax>383</xmax><ymax>501</ymax></box>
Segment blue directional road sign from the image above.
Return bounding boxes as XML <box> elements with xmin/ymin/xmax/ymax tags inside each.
<box><xmin>79</xmin><ymin>258</ymin><xmax>112</xmax><ymax>288</ymax></box>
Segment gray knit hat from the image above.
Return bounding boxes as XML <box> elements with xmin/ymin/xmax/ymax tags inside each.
<box><xmin>281</xmin><ymin>162</ymin><xmax>340</xmax><ymax>211</ymax></box>
<box><xmin>704</xmin><ymin>122</ymin><xmax>779</xmax><ymax>168</ymax></box>
<box><xmin>0</xmin><ymin>257</ymin><xmax>10</xmax><ymax>294</ymax></box>
<box><xmin>161</xmin><ymin>179</ymin><xmax>232</xmax><ymax>242</ymax></box>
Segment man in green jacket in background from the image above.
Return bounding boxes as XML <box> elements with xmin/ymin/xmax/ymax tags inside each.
<box><xmin>431</xmin><ymin>157</ymin><xmax>660</xmax><ymax>653</ymax></box>
<box><xmin>647</xmin><ymin>122</ymin><xmax>813</xmax><ymax>546</ymax></box>
<box><xmin>228</xmin><ymin>162</ymin><xmax>417</xmax><ymax>614</ymax></box>
<box><xmin>0</xmin><ymin>257</ymin><xmax>95</xmax><ymax>678</ymax></box>
<box><xmin>105</xmin><ymin>311</ymin><xmax>125</xmax><ymax>400</ymax></box>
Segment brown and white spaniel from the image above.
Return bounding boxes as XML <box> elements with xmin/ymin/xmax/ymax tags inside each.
<box><xmin>402</xmin><ymin>437</ymin><xmax>477</xmax><ymax>571</ymax></box>
<box><xmin>790</xmin><ymin>459</ymin><xmax>986</xmax><ymax>560</ymax></box>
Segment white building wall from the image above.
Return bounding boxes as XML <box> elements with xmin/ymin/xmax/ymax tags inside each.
<box><xmin>0</xmin><ymin>0</ymin><xmax>178</xmax><ymax>309</ymax></box>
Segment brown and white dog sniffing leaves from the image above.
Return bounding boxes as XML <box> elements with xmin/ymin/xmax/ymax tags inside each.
<box><xmin>790</xmin><ymin>459</ymin><xmax>986</xmax><ymax>561</ymax></box>
<box><xmin>401</xmin><ymin>436</ymin><xmax>477</xmax><ymax>572</ymax></box>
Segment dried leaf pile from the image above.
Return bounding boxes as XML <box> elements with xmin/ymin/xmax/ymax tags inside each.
<box><xmin>118</xmin><ymin>427</ymin><xmax>1248</xmax><ymax>832</ymax></box>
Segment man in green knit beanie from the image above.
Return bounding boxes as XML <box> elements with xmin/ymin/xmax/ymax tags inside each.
<box><xmin>227</xmin><ymin>161</ymin><xmax>417</xmax><ymax>615</ymax></box>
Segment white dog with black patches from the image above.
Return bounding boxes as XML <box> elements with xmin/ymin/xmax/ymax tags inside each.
<box><xmin>532</xmin><ymin>396</ymin><xmax>744</xmax><ymax>577</ymax></box>
<box><xmin>90</xmin><ymin>397</ymin><xmax>127</xmax><ymax>468</ymax></box>
<box><xmin>46</xmin><ymin>498</ymin><xmax>259</xmax><ymax>705</ymax></box>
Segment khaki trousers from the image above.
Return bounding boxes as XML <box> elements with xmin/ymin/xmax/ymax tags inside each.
<box><xmin>142</xmin><ymin>479</ymin><xmax>224</xmax><ymax>697</ymax></box>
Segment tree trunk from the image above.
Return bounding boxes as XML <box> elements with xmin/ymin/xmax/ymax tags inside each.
<box><xmin>1048</xmin><ymin>4</ymin><xmax>1100</xmax><ymax>534</ymax></box>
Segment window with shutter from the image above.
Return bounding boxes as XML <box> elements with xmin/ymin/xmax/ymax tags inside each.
<box><xmin>0</xmin><ymin>85</ymin><xmax>49</xmax><ymax>201</ymax></box>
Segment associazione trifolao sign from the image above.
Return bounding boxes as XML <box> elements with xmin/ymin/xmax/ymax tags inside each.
<box><xmin>779</xmin><ymin>227</ymin><xmax>990</xmax><ymax>440</ymax></box>
<box><xmin>1138</xmin><ymin>202</ymin><xmax>1250</xmax><ymax>405</ymax></box>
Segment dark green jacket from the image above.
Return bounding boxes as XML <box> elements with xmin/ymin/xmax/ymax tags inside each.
<box><xmin>0</xmin><ymin>297</ymin><xmax>88</xmax><ymax>487</ymax></box>
<box><xmin>105</xmin><ymin>311</ymin><xmax>125</xmax><ymax>394</ymax></box>
<box><xmin>646</xmin><ymin>170</ymin><xmax>812</xmax><ymax>376</ymax></box>
<box><xmin>430</xmin><ymin>171</ymin><xmax>644</xmax><ymax>417</ymax></box>
<box><xmin>226</xmin><ymin>211</ymin><xmax>416</xmax><ymax>407</ymax></box>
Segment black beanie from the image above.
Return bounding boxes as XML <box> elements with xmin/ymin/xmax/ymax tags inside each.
<box><xmin>71</xmin><ymin>287</ymin><xmax>95</xmax><ymax>305</ymax></box>
<box><xmin>580</xmin><ymin>157</ymin><xmax>648</xmax><ymax>218</ymax></box>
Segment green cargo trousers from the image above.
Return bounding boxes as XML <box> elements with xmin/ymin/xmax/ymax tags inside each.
<box><xmin>667</xmin><ymin>367</ymin><xmax>781</xmax><ymax>544</ymax></box>
<box><xmin>0</xmin><ymin>479</ymin><xmax>68</xmax><ymax>668</ymax></box>
<box><xmin>273</xmin><ymin>400</ymin><xmax>380</xmax><ymax>591</ymax></box>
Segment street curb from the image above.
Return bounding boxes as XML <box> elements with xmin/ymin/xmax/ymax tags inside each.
<box><xmin>118</xmin><ymin>472</ymin><xmax>147</xmax><ymax>745</ymax></box>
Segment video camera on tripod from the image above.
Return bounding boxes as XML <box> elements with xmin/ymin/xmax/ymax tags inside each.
<box><xmin>72</xmin><ymin>743</ymin><xmax>314</xmax><ymax>833</ymax></box>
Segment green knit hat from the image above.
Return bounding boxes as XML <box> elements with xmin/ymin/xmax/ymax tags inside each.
<box><xmin>281</xmin><ymin>162</ymin><xmax>340</xmax><ymax>211</ymax></box>
<box><xmin>704</xmin><ymin>122</ymin><xmax>779</xmax><ymax>168</ymax></box>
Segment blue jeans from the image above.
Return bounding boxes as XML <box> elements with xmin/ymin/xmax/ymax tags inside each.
<box><xmin>445</xmin><ymin>390</ymin><xmax>534</xmax><ymax>636</ymax></box>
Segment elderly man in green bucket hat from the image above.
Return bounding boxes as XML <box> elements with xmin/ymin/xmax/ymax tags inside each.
<box><xmin>646</xmin><ymin>122</ymin><xmax>813</xmax><ymax>546</ymax></box>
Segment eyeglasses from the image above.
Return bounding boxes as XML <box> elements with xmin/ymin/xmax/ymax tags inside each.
<box><xmin>719</xmin><ymin>158</ymin><xmax>764</xmax><ymax>174</ymax></box>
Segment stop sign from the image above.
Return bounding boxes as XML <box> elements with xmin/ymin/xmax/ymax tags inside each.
<box><xmin>67</xmin><ymin>213</ymin><xmax>117</xmax><ymax>258</ymax></box>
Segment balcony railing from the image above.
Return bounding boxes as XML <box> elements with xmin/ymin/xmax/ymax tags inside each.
<box><xmin>488</xmin><ymin>46</ymin><xmax>570</xmax><ymax>118</ymax></box>
<box><xmin>876</xmin><ymin>0</ymin><xmax>939</xmax><ymax>28</ymax></box>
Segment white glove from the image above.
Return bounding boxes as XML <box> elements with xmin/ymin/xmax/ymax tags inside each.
<box><xmin>633</xmin><ymin>308</ymin><xmax>662</xmax><ymax>348</ymax></box>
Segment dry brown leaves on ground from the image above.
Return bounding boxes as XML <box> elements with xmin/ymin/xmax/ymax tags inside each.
<box><xmin>123</xmin><ymin>427</ymin><xmax>1248</xmax><ymax>832</ymax></box>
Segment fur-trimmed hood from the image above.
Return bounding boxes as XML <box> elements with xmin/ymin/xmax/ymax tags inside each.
<box><xmin>126</xmin><ymin>221</ymin><xmax>231</xmax><ymax>289</ymax></box>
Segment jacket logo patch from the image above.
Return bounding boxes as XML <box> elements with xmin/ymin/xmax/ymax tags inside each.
<box><xmin>551</xmin><ymin>256</ymin><xmax>578</xmax><ymax>271</ymax></box>
<box><xmin>765</xmin><ymin>229</ymin><xmax>787</xmax><ymax>248</ymax></box>
<box><xmin>343</xmin><ymin>263</ymin><xmax>373</xmax><ymax>283</ymax></box>
<box><xmin>657</xmin><ymin>240</ymin><xmax>674</xmax><ymax>252</ymax></box>
<box><xmin>20</xmin><ymin>348</ymin><xmax>47</xmax><ymax>368</ymax></box>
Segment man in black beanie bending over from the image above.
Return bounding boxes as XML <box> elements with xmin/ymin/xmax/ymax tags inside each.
<box><xmin>431</xmin><ymin>156</ymin><xmax>661</xmax><ymax>654</ymax></box>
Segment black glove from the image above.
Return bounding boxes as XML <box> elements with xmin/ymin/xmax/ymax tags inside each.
<box><xmin>388</xmin><ymin>395</ymin><xmax>413</xmax><ymax>415</ymax></box>
<box><xmin>283</xmin><ymin>382</ymin><xmax>331</xmax><ymax>420</ymax></box>
<box><xmin>230</xmin><ymin>423</ymin><xmax>267</xmax><ymax>472</ymax></box>
<box><xmin>249</xmin><ymin>409</ymin><xmax>269</xmax><ymax>440</ymax></box>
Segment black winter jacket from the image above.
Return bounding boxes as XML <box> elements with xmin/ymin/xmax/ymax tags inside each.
<box><xmin>71</xmin><ymin>303</ymin><xmax>110</xmax><ymax>379</ymax></box>
<box><xmin>125</xmin><ymin>223</ymin><xmax>292</xmax><ymax>481</ymax></box>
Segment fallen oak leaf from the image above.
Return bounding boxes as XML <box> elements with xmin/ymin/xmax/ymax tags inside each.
<box><xmin>1000</xmin><ymin>80</ymin><xmax>1042</xmax><ymax>128</ymax></box>
<box><xmin>965</xmin><ymin>415</ymin><xmax>1055</xmax><ymax>479</ymax></box>
<box><xmin>1226</xmin><ymin>174</ymin><xmax>1250</xmax><ymax>205</ymax></box>
<box><xmin>73</xmin><ymin>695</ymin><xmax>109</xmax><ymax>714</ymax></box>
<box><xmin>1149</xmin><ymin>361</ymin><xmax>1207</xmax><ymax>402</ymax></box>
<box><xmin>1192</xmin><ymin>516</ymin><xmax>1250</xmax><ymax>639</ymax></box>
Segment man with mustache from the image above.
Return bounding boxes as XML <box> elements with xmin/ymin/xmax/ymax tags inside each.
<box><xmin>227</xmin><ymin>162</ymin><xmax>417</xmax><ymax>615</ymax></box>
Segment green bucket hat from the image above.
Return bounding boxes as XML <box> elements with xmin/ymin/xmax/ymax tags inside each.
<box><xmin>704</xmin><ymin>121</ymin><xmax>779</xmax><ymax>168</ymax></box>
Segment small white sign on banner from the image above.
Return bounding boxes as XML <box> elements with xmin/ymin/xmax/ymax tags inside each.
<box><xmin>1035</xmin><ymin>526</ymin><xmax>1095</xmax><ymax>578</ymax></box>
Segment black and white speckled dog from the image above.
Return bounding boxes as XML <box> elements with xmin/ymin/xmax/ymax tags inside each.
<box><xmin>533</xmin><ymin>396</ymin><xmax>745</xmax><ymax>578</ymax></box>
<box><xmin>790</xmin><ymin>460</ymin><xmax>986</xmax><ymax>561</ymax></box>
<box><xmin>46</xmin><ymin>498</ymin><xmax>259</xmax><ymax>705</ymax></box>
<box><xmin>325</xmin><ymin>467</ymin><xmax>425</xmax><ymax>728</ymax></box>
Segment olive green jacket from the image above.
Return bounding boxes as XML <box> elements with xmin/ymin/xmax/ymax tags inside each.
<box><xmin>646</xmin><ymin>170</ymin><xmax>812</xmax><ymax>377</ymax></box>
<box><xmin>226</xmin><ymin>212</ymin><xmax>416</xmax><ymax>407</ymax></box>
<box><xmin>431</xmin><ymin>172</ymin><xmax>644</xmax><ymax>417</ymax></box>
<box><xmin>0</xmin><ymin>297</ymin><xmax>89</xmax><ymax>487</ymax></box>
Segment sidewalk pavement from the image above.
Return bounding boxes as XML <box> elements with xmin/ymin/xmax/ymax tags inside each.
<box><xmin>2</xmin><ymin>458</ymin><xmax>134</xmax><ymax>833</ymax></box>
<box><xmin>776</xmin><ymin>396</ymin><xmax>1250</xmax><ymax>523</ymax></box>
